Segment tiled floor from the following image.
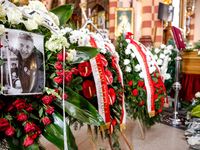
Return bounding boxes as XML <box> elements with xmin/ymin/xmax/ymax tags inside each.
<box><xmin>40</xmin><ymin>119</ymin><xmax>190</xmax><ymax>150</ymax></box>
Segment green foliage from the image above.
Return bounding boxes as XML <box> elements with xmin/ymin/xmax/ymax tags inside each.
<box><xmin>191</xmin><ymin>105</ymin><xmax>200</xmax><ymax>118</ymax></box>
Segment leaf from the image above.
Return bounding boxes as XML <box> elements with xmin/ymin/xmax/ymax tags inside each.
<box><xmin>39</xmin><ymin>107</ymin><xmax>44</xmax><ymax>118</ymax></box>
<box><xmin>50</xmin><ymin>4</ymin><xmax>74</xmax><ymax>27</ymax></box>
<box><xmin>16</xmin><ymin>127</ymin><xmax>22</xmax><ymax>138</ymax></box>
<box><xmin>191</xmin><ymin>105</ymin><xmax>200</xmax><ymax>117</ymax></box>
<box><xmin>42</xmin><ymin>111</ymin><xmax>78</xmax><ymax>150</ymax></box>
<box><xmin>54</xmin><ymin>87</ymin><xmax>105</xmax><ymax>126</ymax></box>
<box><xmin>5</xmin><ymin>115</ymin><xmax>13</xmax><ymax>121</ymax></box>
<box><xmin>70</xmin><ymin>46</ymin><xmax>100</xmax><ymax>64</ymax></box>
<box><xmin>0</xmin><ymin>57</ymin><xmax>3</xmax><ymax>66</ymax></box>
<box><xmin>30</xmin><ymin>113</ymin><xmax>39</xmax><ymax>120</ymax></box>
<box><xmin>45</xmin><ymin>87</ymin><xmax>61</xmax><ymax>99</ymax></box>
<box><xmin>6</xmin><ymin>136</ymin><xmax>40</xmax><ymax>150</ymax></box>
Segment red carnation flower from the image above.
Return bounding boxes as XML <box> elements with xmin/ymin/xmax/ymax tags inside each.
<box><xmin>24</xmin><ymin>122</ymin><xmax>36</xmax><ymax>134</ymax></box>
<box><xmin>143</xmin><ymin>86</ymin><xmax>146</xmax><ymax>91</ymax></box>
<box><xmin>23</xmin><ymin>136</ymin><xmax>34</xmax><ymax>147</ymax></box>
<box><xmin>5</xmin><ymin>126</ymin><xmax>17</xmax><ymax>136</ymax></box>
<box><xmin>78</xmin><ymin>61</ymin><xmax>92</xmax><ymax>77</ymax></box>
<box><xmin>16</xmin><ymin>113</ymin><xmax>27</xmax><ymax>122</ymax></box>
<box><xmin>26</xmin><ymin>103</ymin><xmax>33</xmax><ymax>113</ymax></box>
<box><xmin>35</xmin><ymin>126</ymin><xmax>42</xmax><ymax>135</ymax></box>
<box><xmin>132</xmin><ymin>89</ymin><xmax>138</xmax><ymax>96</ymax></box>
<box><xmin>156</xmin><ymin>84</ymin><xmax>160</xmax><ymax>89</ymax></box>
<box><xmin>14</xmin><ymin>99</ymin><xmax>26</xmax><ymax>111</ymax></box>
<box><xmin>0</xmin><ymin>100</ymin><xmax>5</xmax><ymax>109</ymax></box>
<box><xmin>57</xmin><ymin>52</ymin><xmax>68</xmax><ymax>62</ymax></box>
<box><xmin>54</xmin><ymin>62</ymin><xmax>63</xmax><ymax>70</ymax></box>
<box><xmin>45</xmin><ymin>105</ymin><xmax>54</xmax><ymax>115</ymax></box>
<box><xmin>160</xmin><ymin>81</ymin><xmax>164</xmax><ymax>87</ymax></box>
<box><xmin>65</xmin><ymin>71</ymin><xmax>72</xmax><ymax>82</ymax></box>
<box><xmin>159</xmin><ymin>89</ymin><xmax>162</xmax><ymax>94</ymax></box>
<box><xmin>42</xmin><ymin>95</ymin><xmax>54</xmax><ymax>105</ymax></box>
<box><xmin>139</xmin><ymin>100</ymin><xmax>145</xmax><ymax>106</ymax></box>
<box><xmin>82</xmin><ymin>80</ymin><xmax>96</xmax><ymax>99</ymax></box>
<box><xmin>108</xmin><ymin>88</ymin><xmax>116</xmax><ymax>106</ymax></box>
<box><xmin>152</xmin><ymin>81</ymin><xmax>156</xmax><ymax>86</ymax></box>
<box><xmin>71</xmin><ymin>67</ymin><xmax>78</xmax><ymax>75</ymax></box>
<box><xmin>54</xmin><ymin>76</ymin><xmax>63</xmax><ymax>84</ymax></box>
<box><xmin>163</xmin><ymin>86</ymin><xmax>166</xmax><ymax>92</ymax></box>
<box><xmin>154</xmin><ymin>94</ymin><xmax>158</xmax><ymax>100</ymax></box>
<box><xmin>138</xmin><ymin>81</ymin><xmax>144</xmax><ymax>87</ymax></box>
<box><xmin>105</xmin><ymin>69</ymin><xmax>113</xmax><ymax>85</ymax></box>
<box><xmin>99</xmin><ymin>54</ymin><xmax>108</xmax><ymax>67</ymax></box>
<box><xmin>41</xmin><ymin>117</ymin><xmax>51</xmax><ymax>125</ymax></box>
<box><xmin>128</xmin><ymin>80</ymin><xmax>133</xmax><ymax>86</ymax></box>
<box><xmin>0</xmin><ymin>118</ymin><xmax>10</xmax><ymax>131</ymax></box>
<box><xmin>153</xmin><ymin>73</ymin><xmax>157</xmax><ymax>77</ymax></box>
<box><xmin>161</xmin><ymin>97</ymin><xmax>165</xmax><ymax>106</ymax></box>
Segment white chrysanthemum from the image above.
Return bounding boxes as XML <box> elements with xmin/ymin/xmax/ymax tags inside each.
<box><xmin>125</xmin><ymin>48</ymin><xmax>131</xmax><ymax>55</ymax></box>
<box><xmin>153</xmin><ymin>54</ymin><xmax>158</xmax><ymax>60</ymax></box>
<box><xmin>48</xmin><ymin>12</ymin><xmax>59</xmax><ymax>26</ymax></box>
<box><xmin>149</xmin><ymin>66</ymin><xmax>156</xmax><ymax>74</ymax></box>
<box><xmin>155</xmin><ymin>48</ymin><xmax>160</xmax><ymax>54</ymax></box>
<box><xmin>124</xmin><ymin>59</ymin><xmax>130</xmax><ymax>65</ymax></box>
<box><xmin>160</xmin><ymin>44</ymin><xmax>166</xmax><ymax>49</ymax></box>
<box><xmin>45</xmin><ymin>40</ymin><xmax>62</xmax><ymax>51</ymax></box>
<box><xmin>33</xmin><ymin>14</ymin><xmax>44</xmax><ymax>25</ymax></box>
<box><xmin>68</xmin><ymin>49</ymin><xmax>76</xmax><ymax>57</ymax></box>
<box><xmin>78</xmin><ymin>33</ymin><xmax>85</xmax><ymax>41</ymax></box>
<box><xmin>25</xmin><ymin>1</ymin><xmax>47</xmax><ymax>12</ymax></box>
<box><xmin>187</xmin><ymin>136</ymin><xmax>200</xmax><ymax>145</ymax></box>
<box><xmin>164</xmin><ymin>73</ymin><xmax>171</xmax><ymax>80</ymax></box>
<box><xmin>23</xmin><ymin>19</ymin><xmax>38</xmax><ymax>31</ymax></box>
<box><xmin>69</xmin><ymin>35</ymin><xmax>78</xmax><ymax>44</ymax></box>
<box><xmin>0</xmin><ymin>6</ymin><xmax>7</xmax><ymax>18</ymax></box>
<box><xmin>0</xmin><ymin>24</ymin><xmax>6</xmax><ymax>35</ymax></box>
<box><xmin>157</xmin><ymin>59</ymin><xmax>163</xmax><ymax>65</ymax></box>
<box><xmin>66</xmin><ymin>53</ymin><xmax>74</xmax><ymax>61</ymax></box>
<box><xmin>100</xmin><ymin>48</ymin><xmax>107</xmax><ymax>54</ymax></box>
<box><xmin>195</xmin><ymin>92</ymin><xmax>200</xmax><ymax>98</ymax></box>
<box><xmin>64</xmin><ymin>27</ymin><xmax>72</xmax><ymax>33</ymax></box>
<box><xmin>7</xmin><ymin>7</ymin><xmax>22</xmax><ymax>24</ymax></box>
<box><xmin>61</xmin><ymin>29</ymin><xmax>67</xmax><ymax>35</ymax></box>
<box><xmin>126</xmin><ymin>39</ymin><xmax>130</xmax><ymax>44</ymax></box>
<box><xmin>160</xmin><ymin>53</ymin><xmax>165</xmax><ymax>59</ymax></box>
<box><xmin>139</xmin><ymin>72</ymin><xmax>144</xmax><ymax>78</ymax></box>
<box><xmin>131</xmin><ymin>53</ymin><xmax>136</xmax><ymax>58</ymax></box>
<box><xmin>125</xmin><ymin>66</ymin><xmax>131</xmax><ymax>73</ymax></box>
<box><xmin>167</xmin><ymin>45</ymin><xmax>174</xmax><ymax>50</ymax></box>
<box><xmin>78</xmin><ymin>39</ymin><xmax>85</xmax><ymax>46</ymax></box>
<box><xmin>135</xmin><ymin>64</ymin><xmax>141</xmax><ymax>72</ymax></box>
<box><xmin>164</xmin><ymin>49</ymin><xmax>170</xmax><ymax>55</ymax></box>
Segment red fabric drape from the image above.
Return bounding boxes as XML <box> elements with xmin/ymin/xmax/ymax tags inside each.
<box><xmin>179</xmin><ymin>73</ymin><xmax>200</xmax><ymax>101</ymax></box>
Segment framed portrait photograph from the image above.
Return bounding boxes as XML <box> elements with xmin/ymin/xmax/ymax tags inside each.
<box><xmin>0</xmin><ymin>29</ymin><xmax>45</xmax><ymax>95</ymax></box>
<box><xmin>115</xmin><ymin>8</ymin><xmax>134</xmax><ymax>37</ymax></box>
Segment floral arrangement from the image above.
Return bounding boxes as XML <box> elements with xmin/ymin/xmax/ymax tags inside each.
<box><xmin>0</xmin><ymin>1</ymin><xmax>105</xmax><ymax>149</ymax></box>
<box><xmin>116</xmin><ymin>34</ymin><xmax>167</xmax><ymax>128</ymax></box>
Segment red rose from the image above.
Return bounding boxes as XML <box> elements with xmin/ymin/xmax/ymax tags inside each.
<box><xmin>30</xmin><ymin>133</ymin><xmax>37</xmax><ymax>139</ymax></box>
<box><xmin>0</xmin><ymin>100</ymin><xmax>5</xmax><ymax>109</ymax></box>
<box><xmin>53</xmin><ymin>76</ymin><xmax>63</xmax><ymax>84</ymax></box>
<box><xmin>24</xmin><ymin>122</ymin><xmax>36</xmax><ymax>134</ymax></box>
<box><xmin>5</xmin><ymin>126</ymin><xmax>17</xmax><ymax>136</ymax></box>
<box><xmin>41</xmin><ymin>117</ymin><xmax>51</xmax><ymax>125</ymax></box>
<box><xmin>57</xmin><ymin>52</ymin><xmax>68</xmax><ymax>62</ymax></box>
<box><xmin>132</xmin><ymin>89</ymin><xmax>138</xmax><ymax>96</ymax></box>
<box><xmin>153</xmin><ymin>73</ymin><xmax>157</xmax><ymax>77</ymax></box>
<box><xmin>138</xmin><ymin>81</ymin><xmax>144</xmax><ymax>87</ymax></box>
<box><xmin>71</xmin><ymin>67</ymin><xmax>78</xmax><ymax>75</ymax></box>
<box><xmin>105</xmin><ymin>69</ymin><xmax>113</xmax><ymax>85</ymax></box>
<box><xmin>0</xmin><ymin>118</ymin><xmax>10</xmax><ymax>131</ymax></box>
<box><xmin>143</xmin><ymin>86</ymin><xmax>146</xmax><ymax>91</ymax></box>
<box><xmin>54</xmin><ymin>88</ymin><xmax>59</xmax><ymax>93</ymax></box>
<box><xmin>14</xmin><ymin>99</ymin><xmax>26</xmax><ymax>111</ymax></box>
<box><xmin>65</xmin><ymin>71</ymin><xmax>72</xmax><ymax>82</ymax></box>
<box><xmin>26</xmin><ymin>103</ymin><xmax>33</xmax><ymax>113</ymax></box>
<box><xmin>99</xmin><ymin>54</ymin><xmax>108</xmax><ymax>67</ymax></box>
<box><xmin>16</xmin><ymin>113</ymin><xmax>27</xmax><ymax>122</ymax></box>
<box><xmin>156</xmin><ymin>84</ymin><xmax>160</xmax><ymax>89</ymax></box>
<box><xmin>78</xmin><ymin>61</ymin><xmax>92</xmax><ymax>77</ymax></box>
<box><xmin>159</xmin><ymin>89</ymin><xmax>162</xmax><ymax>94</ymax></box>
<box><xmin>51</xmin><ymin>89</ymin><xmax>59</xmax><ymax>99</ymax></box>
<box><xmin>56</xmin><ymin>71</ymin><xmax>64</xmax><ymax>76</ymax></box>
<box><xmin>108</xmin><ymin>88</ymin><xmax>116</xmax><ymax>106</ymax></box>
<box><xmin>6</xmin><ymin>102</ymin><xmax>15</xmax><ymax>112</ymax></box>
<box><xmin>33</xmin><ymin>94</ymin><xmax>42</xmax><ymax>98</ymax></box>
<box><xmin>117</xmin><ymin>76</ymin><xmax>122</xmax><ymax>83</ymax></box>
<box><xmin>35</xmin><ymin>126</ymin><xmax>42</xmax><ymax>135</ymax></box>
<box><xmin>154</xmin><ymin>94</ymin><xmax>158</xmax><ymax>100</ymax></box>
<box><xmin>42</xmin><ymin>95</ymin><xmax>54</xmax><ymax>105</ymax></box>
<box><xmin>23</xmin><ymin>136</ymin><xmax>34</xmax><ymax>147</ymax></box>
<box><xmin>139</xmin><ymin>100</ymin><xmax>144</xmax><ymax>106</ymax></box>
<box><xmin>128</xmin><ymin>80</ymin><xmax>133</xmax><ymax>86</ymax></box>
<box><xmin>82</xmin><ymin>80</ymin><xmax>96</xmax><ymax>99</ymax></box>
<box><xmin>45</xmin><ymin>105</ymin><xmax>54</xmax><ymax>115</ymax></box>
<box><xmin>61</xmin><ymin>93</ymin><xmax>68</xmax><ymax>100</ymax></box>
<box><xmin>54</xmin><ymin>62</ymin><xmax>63</xmax><ymax>70</ymax></box>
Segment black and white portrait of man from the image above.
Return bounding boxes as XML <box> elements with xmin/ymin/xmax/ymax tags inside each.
<box><xmin>0</xmin><ymin>29</ymin><xmax>45</xmax><ymax>95</ymax></box>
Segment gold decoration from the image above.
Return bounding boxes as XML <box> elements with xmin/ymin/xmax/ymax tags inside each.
<box><xmin>148</xmin><ymin>110</ymin><xmax>155</xmax><ymax>118</ymax></box>
<box><xmin>100</xmin><ymin>122</ymin><xmax>110</xmax><ymax>131</ymax></box>
<box><xmin>164</xmin><ymin>103</ymin><xmax>169</xmax><ymax>108</ymax></box>
<box><xmin>120</xmin><ymin>123</ymin><xmax>126</xmax><ymax>131</ymax></box>
<box><xmin>163</xmin><ymin>0</ymin><xmax>172</xmax><ymax>5</ymax></box>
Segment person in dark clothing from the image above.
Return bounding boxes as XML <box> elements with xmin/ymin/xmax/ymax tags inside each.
<box><xmin>9</xmin><ymin>32</ymin><xmax>44</xmax><ymax>93</ymax></box>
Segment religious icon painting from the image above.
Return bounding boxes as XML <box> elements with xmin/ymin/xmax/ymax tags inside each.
<box><xmin>0</xmin><ymin>29</ymin><xmax>45</xmax><ymax>95</ymax></box>
<box><xmin>115</xmin><ymin>8</ymin><xmax>134</xmax><ymax>37</ymax></box>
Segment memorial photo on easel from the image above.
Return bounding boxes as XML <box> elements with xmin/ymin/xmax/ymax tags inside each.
<box><xmin>0</xmin><ymin>29</ymin><xmax>45</xmax><ymax>95</ymax></box>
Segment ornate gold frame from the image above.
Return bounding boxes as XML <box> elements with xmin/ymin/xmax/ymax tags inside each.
<box><xmin>115</xmin><ymin>7</ymin><xmax>134</xmax><ymax>37</ymax></box>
